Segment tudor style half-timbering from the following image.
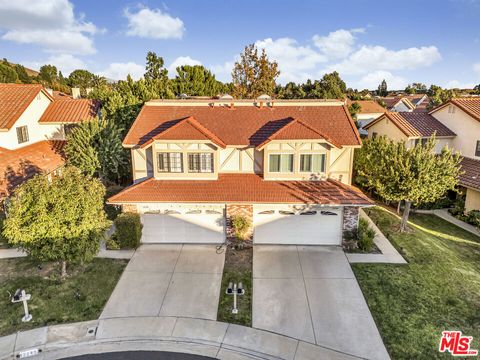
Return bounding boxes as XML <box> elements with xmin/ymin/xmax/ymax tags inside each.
<box><xmin>109</xmin><ymin>99</ymin><xmax>372</xmax><ymax>245</ymax></box>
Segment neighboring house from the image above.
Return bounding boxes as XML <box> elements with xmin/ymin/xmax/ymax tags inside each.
<box><xmin>429</xmin><ymin>98</ymin><xmax>480</xmax><ymax>212</ymax></box>
<box><xmin>109</xmin><ymin>99</ymin><xmax>371</xmax><ymax>245</ymax></box>
<box><xmin>380</xmin><ymin>95</ymin><xmax>429</xmax><ymax>113</ymax></box>
<box><xmin>363</xmin><ymin>112</ymin><xmax>456</xmax><ymax>154</ymax></box>
<box><xmin>0</xmin><ymin>83</ymin><xmax>100</xmax><ymax>200</ymax></box>
<box><xmin>346</xmin><ymin>99</ymin><xmax>385</xmax><ymax>135</ymax></box>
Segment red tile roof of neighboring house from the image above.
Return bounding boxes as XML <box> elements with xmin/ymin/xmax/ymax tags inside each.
<box><xmin>39</xmin><ymin>98</ymin><xmax>100</xmax><ymax>123</ymax></box>
<box><xmin>364</xmin><ymin>112</ymin><xmax>456</xmax><ymax>138</ymax></box>
<box><xmin>256</xmin><ymin>118</ymin><xmax>341</xmax><ymax>149</ymax></box>
<box><xmin>459</xmin><ymin>157</ymin><xmax>480</xmax><ymax>191</ymax></box>
<box><xmin>346</xmin><ymin>100</ymin><xmax>386</xmax><ymax>114</ymax></box>
<box><xmin>140</xmin><ymin>116</ymin><xmax>227</xmax><ymax>149</ymax></box>
<box><xmin>0</xmin><ymin>84</ymin><xmax>53</xmax><ymax>130</ymax></box>
<box><xmin>430</xmin><ymin>98</ymin><xmax>480</xmax><ymax>123</ymax></box>
<box><xmin>381</xmin><ymin>97</ymin><xmax>416</xmax><ymax>111</ymax></box>
<box><xmin>0</xmin><ymin>140</ymin><xmax>65</xmax><ymax>198</ymax></box>
<box><xmin>108</xmin><ymin>174</ymin><xmax>372</xmax><ymax>205</ymax></box>
<box><xmin>123</xmin><ymin>104</ymin><xmax>361</xmax><ymax>148</ymax></box>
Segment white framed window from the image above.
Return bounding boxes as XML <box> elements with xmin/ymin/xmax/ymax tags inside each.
<box><xmin>414</xmin><ymin>138</ymin><xmax>428</xmax><ymax>147</ymax></box>
<box><xmin>16</xmin><ymin>126</ymin><xmax>29</xmax><ymax>144</ymax></box>
<box><xmin>269</xmin><ymin>154</ymin><xmax>294</xmax><ymax>173</ymax></box>
<box><xmin>157</xmin><ymin>152</ymin><xmax>183</xmax><ymax>173</ymax></box>
<box><xmin>299</xmin><ymin>154</ymin><xmax>326</xmax><ymax>173</ymax></box>
<box><xmin>188</xmin><ymin>152</ymin><xmax>214</xmax><ymax>173</ymax></box>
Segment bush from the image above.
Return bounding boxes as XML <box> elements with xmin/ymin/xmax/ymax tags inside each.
<box><xmin>231</xmin><ymin>215</ymin><xmax>251</xmax><ymax>241</ymax></box>
<box><xmin>114</xmin><ymin>213</ymin><xmax>142</xmax><ymax>249</ymax></box>
<box><xmin>104</xmin><ymin>185</ymin><xmax>124</xmax><ymax>221</ymax></box>
<box><xmin>465</xmin><ymin>210</ymin><xmax>480</xmax><ymax>228</ymax></box>
<box><xmin>106</xmin><ymin>236</ymin><xmax>120</xmax><ymax>250</ymax></box>
<box><xmin>357</xmin><ymin>218</ymin><xmax>376</xmax><ymax>251</ymax></box>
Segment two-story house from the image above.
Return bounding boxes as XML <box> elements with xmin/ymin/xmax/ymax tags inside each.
<box><xmin>109</xmin><ymin>99</ymin><xmax>371</xmax><ymax>245</ymax></box>
<box><xmin>364</xmin><ymin>98</ymin><xmax>480</xmax><ymax>212</ymax></box>
<box><xmin>0</xmin><ymin>83</ymin><xmax>100</xmax><ymax>200</ymax></box>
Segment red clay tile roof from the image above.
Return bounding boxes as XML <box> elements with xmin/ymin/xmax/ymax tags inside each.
<box><xmin>0</xmin><ymin>84</ymin><xmax>53</xmax><ymax>130</ymax></box>
<box><xmin>459</xmin><ymin>157</ymin><xmax>480</xmax><ymax>191</ymax></box>
<box><xmin>256</xmin><ymin>118</ymin><xmax>341</xmax><ymax>149</ymax></box>
<box><xmin>108</xmin><ymin>173</ymin><xmax>372</xmax><ymax>205</ymax></box>
<box><xmin>0</xmin><ymin>140</ymin><xmax>65</xmax><ymax>198</ymax></box>
<box><xmin>346</xmin><ymin>100</ymin><xmax>386</xmax><ymax>114</ymax></box>
<box><xmin>381</xmin><ymin>97</ymin><xmax>415</xmax><ymax>110</ymax></box>
<box><xmin>140</xmin><ymin>116</ymin><xmax>227</xmax><ymax>149</ymax></box>
<box><xmin>364</xmin><ymin>112</ymin><xmax>456</xmax><ymax>137</ymax></box>
<box><xmin>39</xmin><ymin>99</ymin><xmax>100</xmax><ymax>123</ymax></box>
<box><xmin>123</xmin><ymin>104</ymin><xmax>361</xmax><ymax>148</ymax></box>
<box><xmin>430</xmin><ymin>98</ymin><xmax>480</xmax><ymax>123</ymax></box>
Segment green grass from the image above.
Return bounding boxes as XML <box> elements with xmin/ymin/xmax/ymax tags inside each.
<box><xmin>0</xmin><ymin>257</ymin><xmax>127</xmax><ymax>336</ymax></box>
<box><xmin>353</xmin><ymin>207</ymin><xmax>480</xmax><ymax>360</ymax></box>
<box><xmin>217</xmin><ymin>268</ymin><xmax>252</xmax><ymax>327</ymax></box>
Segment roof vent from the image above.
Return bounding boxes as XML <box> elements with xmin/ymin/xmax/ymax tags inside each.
<box><xmin>219</xmin><ymin>94</ymin><xmax>234</xmax><ymax>100</ymax></box>
<box><xmin>257</xmin><ymin>94</ymin><xmax>271</xmax><ymax>100</ymax></box>
<box><xmin>178</xmin><ymin>93</ymin><xmax>189</xmax><ymax>99</ymax></box>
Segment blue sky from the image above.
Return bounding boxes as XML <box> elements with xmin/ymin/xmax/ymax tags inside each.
<box><xmin>0</xmin><ymin>0</ymin><xmax>479</xmax><ymax>90</ymax></box>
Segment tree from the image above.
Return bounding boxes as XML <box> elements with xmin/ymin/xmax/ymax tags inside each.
<box><xmin>3</xmin><ymin>167</ymin><xmax>109</xmax><ymax>278</ymax></box>
<box><xmin>38</xmin><ymin>64</ymin><xmax>59</xmax><ymax>85</ymax></box>
<box><xmin>355</xmin><ymin>135</ymin><xmax>461</xmax><ymax>232</ymax></box>
<box><xmin>174</xmin><ymin>65</ymin><xmax>223</xmax><ymax>96</ymax></box>
<box><xmin>348</xmin><ymin>102</ymin><xmax>362</xmax><ymax>119</ymax></box>
<box><xmin>405</xmin><ymin>83</ymin><xmax>426</xmax><ymax>95</ymax></box>
<box><xmin>475</xmin><ymin>84</ymin><xmax>480</xmax><ymax>95</ymax></box>
<box><xmin>0</xmin><ymin>62</ymin><xmax>18</xmax><ymax>83</ymax></box>
<box><xmin>144</xmin><ymin>51</ymin><xmax>169</xmax><ymax>82</ymax></box>
<box><xmin>427</xmin><ymin>85</ymin><xmax>456</xmax><ymax>109</ymax></box>
<box><xmin>232</xmin><ymin>44</ymin><xmax>280</xmax><ymax>98</ymax></box>
<box><xmin>315</xmin><ymin>72</ymin><xmax>347</xmax><ymax>99</ymax></box>
<box><xmin>377</xmin><ymin>79</ymin><xmax>388</xmax><ymax>96</ymax></box>
<box><xmin>68</xmin><ymin>69</ymin><xmax>96</xmax><ymax>88</ymax></box>
<box><xmin>14</xmin><ymin>64</ymin><xmax>31</xmax><ymax>83</ymax></box>
<box><xmin>276</xmin><ymin>82</ymin><xmax>306</xmax><ymax>99</ymax></box>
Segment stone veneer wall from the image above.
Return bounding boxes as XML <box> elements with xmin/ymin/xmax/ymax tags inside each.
<box><xmin>226</xmin><ymin>204</ymin><xmax>253</xmax><ymax>240</ymax></box>
<box><xmin>343</xmin><ymin>206</ymin><xmax>359</xmax><ymax>233</ymax></box>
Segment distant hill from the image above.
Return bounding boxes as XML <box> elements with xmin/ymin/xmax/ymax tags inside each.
<box><xmin>6</xmin><ymin>61</ymin><xmax>39</xmax><ymax>77</ymax></box>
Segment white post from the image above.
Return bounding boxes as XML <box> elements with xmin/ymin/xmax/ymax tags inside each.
<box><xmin>232</xmin><ymin>283</ymin><xmax>238</xmax><ymax>314</ymax></box>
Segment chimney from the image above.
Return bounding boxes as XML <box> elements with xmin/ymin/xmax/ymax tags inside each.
<box><xmin>270</xmin><ymin>101</ymin><xmax>275</xmax><ymax>108</ymax></box>
<box><xmin>85</xmin><ymin>87</ymin><xmax>93</xmax><ymax>96</ymax></box>
<box><xmin>230</xmin><ymin>102</ymin><xmax>235</xmax><ymax>109</ymax></box>
<box><xmin>259</xmin><ymin>101</ymin><xmax>263</xmax><ymax>109</ymax></box>
<box><xmin>72</xmin><ymin>87</ymin><xmax>81</xmax><ymax>99</ymax></box>
<box><xmin>46</xmin><ymin>88</ymin><xmax>53</xmax><ymax>96</ymax></box>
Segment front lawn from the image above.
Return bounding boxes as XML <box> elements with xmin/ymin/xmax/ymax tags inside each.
<box><xmin>353</xmin><ymin>207</ymin><xmax>480</xmax><ymax>359</ymax></box>
<box><xmin>0</xmin><ymin>257</ymin><xmax>127</xmax><ymax>336</ymax></box>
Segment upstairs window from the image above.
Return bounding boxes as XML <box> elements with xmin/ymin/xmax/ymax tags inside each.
<box><xmin>300</xmin><ymin>154</ymin><xmax>326</xmax><ymax>173</ymax></box>
<box><xmin>16</xmin><ymin>126</ymin><xmax>29</xmax><ymax>144</ymax></box>
<box><xmin>269</xmin><ymin>154</ymin><xmax>293</xmax><ymax>173</ymax></box>
<box><xmin>157</xmin><ymin>152</ymin><xmax>183</xmax><ymax>173</ymax></box>
<box><xmin>414</xmin><ymin>138</ymin><xmax>428</xmax><ymax>147</ymax></box>
<box><xmin>372</xmin><ymin>132</ymin><xmax>378</xmax><ymax>139</ymax></box>
<box><xmin>476</xmin><ymin>141</ymin><xmax>480</xmax><ymax>157</ymax></box>
<box><xmin>188</xmin><ymin>153</ymin><xmax>214</xmax><ymax>173</ymax></box>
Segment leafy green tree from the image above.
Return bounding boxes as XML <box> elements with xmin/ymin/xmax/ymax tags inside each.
<box><xmin>174</xmin><ymin>65</ymin><xmax>223</xmax><ymax>96</ymax></box>
<box><xmin>355</xmin><ymin>135</ymin><xmax>461</xmax><ymax>231</ymax></box>
<box><xmin>316</xmin><ymin>71</ymin><xmax>347</xmax><ymax>99</ymax></box>
<box><xmin>348</xmin><ymin>102</ymin><xmax>362</xmax><ymax>119</ymax></box>
<box><xmin>276</xmin><ymin>82</ymin><xmax>306</xmax><ymax>99</ymax></box>
<box><xmin>14</xmin><ymin>64</ymin><xmax>31</xmax><ymax>83</ymax></box>
<box><xmin>68</xmin><ymin>69</ymin><xmax>95</xmax><ymax>88</ymax></box>
<box><xmin>0</xmin><ymin>62</ymin><xmax>18</xmax><ymax>83</ymax></box>
<box><xmin>377</xmin><ymin>79</ymin><xmax>388</xmax><ymax>96</ymax></box>
<box><xmin>144</xmin><ymin>51</ymin><xmax>169</xmax><ymax>82</ymax></box>
<box><xmin>38</xmin><ymin>64</ymin><xmax>59</xmax><ymax>85</ymax></box>
<box><xmin>232</xmin><ymin>44</ymin><xmax>280</xmax><ymax>98</ymax></box>
<box><xmin>475</xmin><ymin>84</ymin><xmax>480</xmax><ymax>95</ymax></box>
<box><xmin>3</xmin><ymin>167</ymin><xmax>109</xmax><ymax>277</ymax></box>
<box><xmin>427</xmin><ymin>85</ymin><xmax>456</xmax><ymax>109</ymax></box>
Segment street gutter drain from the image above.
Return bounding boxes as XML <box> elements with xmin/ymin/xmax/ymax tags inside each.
<box><xmin>86</xmin><ymin>326</ymin><xmax>97</xmax><ymax>337</ymax></box>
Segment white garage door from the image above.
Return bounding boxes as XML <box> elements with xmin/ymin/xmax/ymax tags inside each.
<box><xmin>254</xmin><ymin>205</ymin><xmax>342</xmax><ymax>245</ymax></box>
<box><xmin>141</xmin><ymin>207</ymin><xmax>225</xmax><ymax>244</ymax></box>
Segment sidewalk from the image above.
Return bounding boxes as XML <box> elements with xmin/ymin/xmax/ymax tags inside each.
<box><xmin>431</xmin><ymin>209</ymin><xmax>480</xmax><ymax>237</ymax></box>
<box><xmin>0</xmin><ymin>317</ymin><xmax>369</xmax><ymax>360</ymax></box>
<box><xmin>346</xmin><ymin>209</ymin><xmax>407</xmax><ymax>264</ymax></box>
<box><xmin>0</xmin><ymin>248</ymin><xmax>134</xmax><ymax>260</ymax></box>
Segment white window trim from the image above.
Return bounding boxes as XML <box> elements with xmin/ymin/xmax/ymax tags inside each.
<box><xmin>268</xmin><ymin>153</ymin><xmax>295</xmax><ymax>173</ymax></box>
<box><xmin>298</xmin><ymin>153</ymin><xmax>326</xmax><ymax>173</ymax></box>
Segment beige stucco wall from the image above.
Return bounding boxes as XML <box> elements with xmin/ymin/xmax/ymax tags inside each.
<box><xmin>367</xmin><ymin>117</ymin><xmax>409</xmax><ymax>142</ymax></box>
<box><xmin>0</xmin><ymin>91</ymin><xmax>63</xmax><ymax>150</ymax></box>
<box><xmin>432</xmin><ymin>105</ymin><xmax>480</xmax><ymax>159</ymax></box>
<box><xmin>465</xmin><ymin>188</ymin><xmax>480</xmax><ymax>212</ymax></box>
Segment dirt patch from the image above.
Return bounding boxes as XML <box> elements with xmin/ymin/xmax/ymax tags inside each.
<box><xmin>224</xmin><ymin>243</ymin><xmax>253</xmax><ymax>271</ymax></box>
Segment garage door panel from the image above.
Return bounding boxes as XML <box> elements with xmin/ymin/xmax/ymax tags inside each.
<box><xmin>141</xmin><ymin>212</ymin><xmax>224</xmax><ymax>244</ymax></box>
<box><xmin>254</xmin><ymin>206</ymin><xmax>342</xmax><ymax>245</ymax></box>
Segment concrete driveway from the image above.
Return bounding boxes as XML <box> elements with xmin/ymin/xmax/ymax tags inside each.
<box><xmin>253</xmin><ymin>245</ymin><xmax>389</xmax><ymax>360</ymax></box>
<box><xmin>101</xmin><ymin>244</ymin><xmax>225</xmax><ymax>320</ymax></box>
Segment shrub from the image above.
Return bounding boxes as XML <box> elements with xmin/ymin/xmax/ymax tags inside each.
<box><xmin>357</xmin><ymin>218</ymin><xmax>376</xmax><ymax>251</ymax></box>
<box><xmin>231</xmin><ymin>215</ymin><xmax>251</xmax><ymax>241</ymax></box>
<box><xmin>114</xmin><ymin>213</ymin><xmax>142</xmax><ymax>249</ymax></box>
<box><xmin>465</xmin><ymin>210</ymin><xmax>480</xmax><ymax>228</ymax></box>
<box><xmin>104</xmin><ymin>185</ymin><xmax>124</xmax><ymax>221</ymax></box>
<box><xmin>106</xmin><ymin>236</ymin><xmax>120</xmax><ymax>250</ymax></box>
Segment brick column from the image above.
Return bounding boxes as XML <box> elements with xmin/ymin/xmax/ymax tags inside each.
<box><xmin>343</xmin><ymin>206</ymin><xmax>359</xmax><ymax>233</ymax></box>
<box><xmin>226</xmin><ymin>204</ymin><xmax>253</xmax><ymax>240</ymax></box>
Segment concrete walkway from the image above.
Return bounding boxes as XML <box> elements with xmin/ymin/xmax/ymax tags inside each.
<box><xmin>0</xmin><ymin>317</ymin><xmax>373</xmax><ymax>360</ymax></box>
<box><xmin>253</xmin><ymin>245</ymin><xmax>390</xmax><ymax>360</ymax></box>
<box><xmin>346</xmin><ymin>210</ymin><xmax>407</xmax><ymax>264</ymax></box>
<box><xmin>432</xmin><ymin>209</ymin><xmax>480</xmax><ymax>237</ymax></box>
<box><xmin>101</xmin><ymin>245</ymin><xmax>225</xmax><ymax>320</ymax></box>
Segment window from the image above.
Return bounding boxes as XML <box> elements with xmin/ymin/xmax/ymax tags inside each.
<box><xmin>16</xmin><ymin>126</ymin><xmax>29</xmax><ymax>144</ymax></box>
<box><xmin>188</xmin><ymin>153</ymin><xmax>214</xmax><ymax>173</ymax></box>
<box><xmin>476</xmin><ymin>141</ymin><xmax>480</xmax><ymax>157</ymax></box>
<box><xmin>157</xmin><ymin>152</ymin><xmax>183</xmax><ymax>172</ymax></box>
<box><xmin>321</xmin><ymin>211</ymin><xmax>338</xmax><ymax>216</ymax></box>
<box><xmin>299</xmin><ymin>154</ymin><xmax>326</xmax><ymax>173</ymax></box>
<box><xmin>414</xmin><ymin>138</ymin><xmax>428</xmax><ymax>147</ymax></box>
<box><xmin>269</xmin><ymin>154</ymin><xmax>294</xmax><ymax>172</ymax></box>
<box><xmin>372</xmin><ymin>132</ymin><xmax>378</xmax><ymax>139</ymax></box>
<box><xmin>448</xmin><ymin>105</ymin><xmax>456</xmax><ymax>114</ymax></box>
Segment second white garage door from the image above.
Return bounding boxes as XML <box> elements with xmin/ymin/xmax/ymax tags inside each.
<box><xmin>141</xmin><ymin>207</ymin><xmax>225</xmax><ymax>243</ymax></box>
<box><xmin>253</xmin><ymin>205</ymin><xmax>342</xmax><ymax>245</ymax></box>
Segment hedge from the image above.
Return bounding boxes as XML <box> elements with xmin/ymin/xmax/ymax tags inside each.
<box><xmin>113</xmin><ymin>213</ymin><xmax>143</xmax><ymax>249</ymax></box>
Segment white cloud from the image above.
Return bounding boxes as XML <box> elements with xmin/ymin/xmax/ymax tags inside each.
<box><xmin>167</xmin><ymin>56</ymin><xmax>202</xmax><ymax>75</ymax></box>
<box><xmin>0</xmin><ymin>0</ymin><xmax>98</xmax><ymax>55</ymax></box>
<box><xmin>474</xmin><ymin>63</ymin><xmax>480</xmax><ymax>76</ymax></box>
<box><xmin>313</xmin><ymin>29</ymin><xmax>363</xmax><ymax>59</ymax></box>
<box><xmin>99</xmin><ymin>62</ymin><xmax>144</xmax><ymax>81</ymax></box>
<box><xmin>209</xmin><ymin>61</ymin><xmax>235</xmax><ymax>82</ymax></box>
<box><xmin>124</xmin><ymin>7</ymin><xmax>185</xmax><ymax>40</ymax></box>
<box><xmin>23</xmin><ymin>54</ymin><xmax>86</xmax><ymax>76</ymax></box>
<box><xmin>354</xmin><ymin>71</ymin><xmax>408</xmax><ymax>90</ymax></box>
<box><xmin>444</xmin><ymin>80</ymin><xmax>475</xmax><ymax>89</ymax></box>
<box><xmin>254</xmin><ymin>37</ymin><xmax>327</xmax><ymax>83</ymax></box>
<box><xmin>325</xmin><ymin>45</ymin><xmax>441</xmax><ymax>75</ymax></box>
